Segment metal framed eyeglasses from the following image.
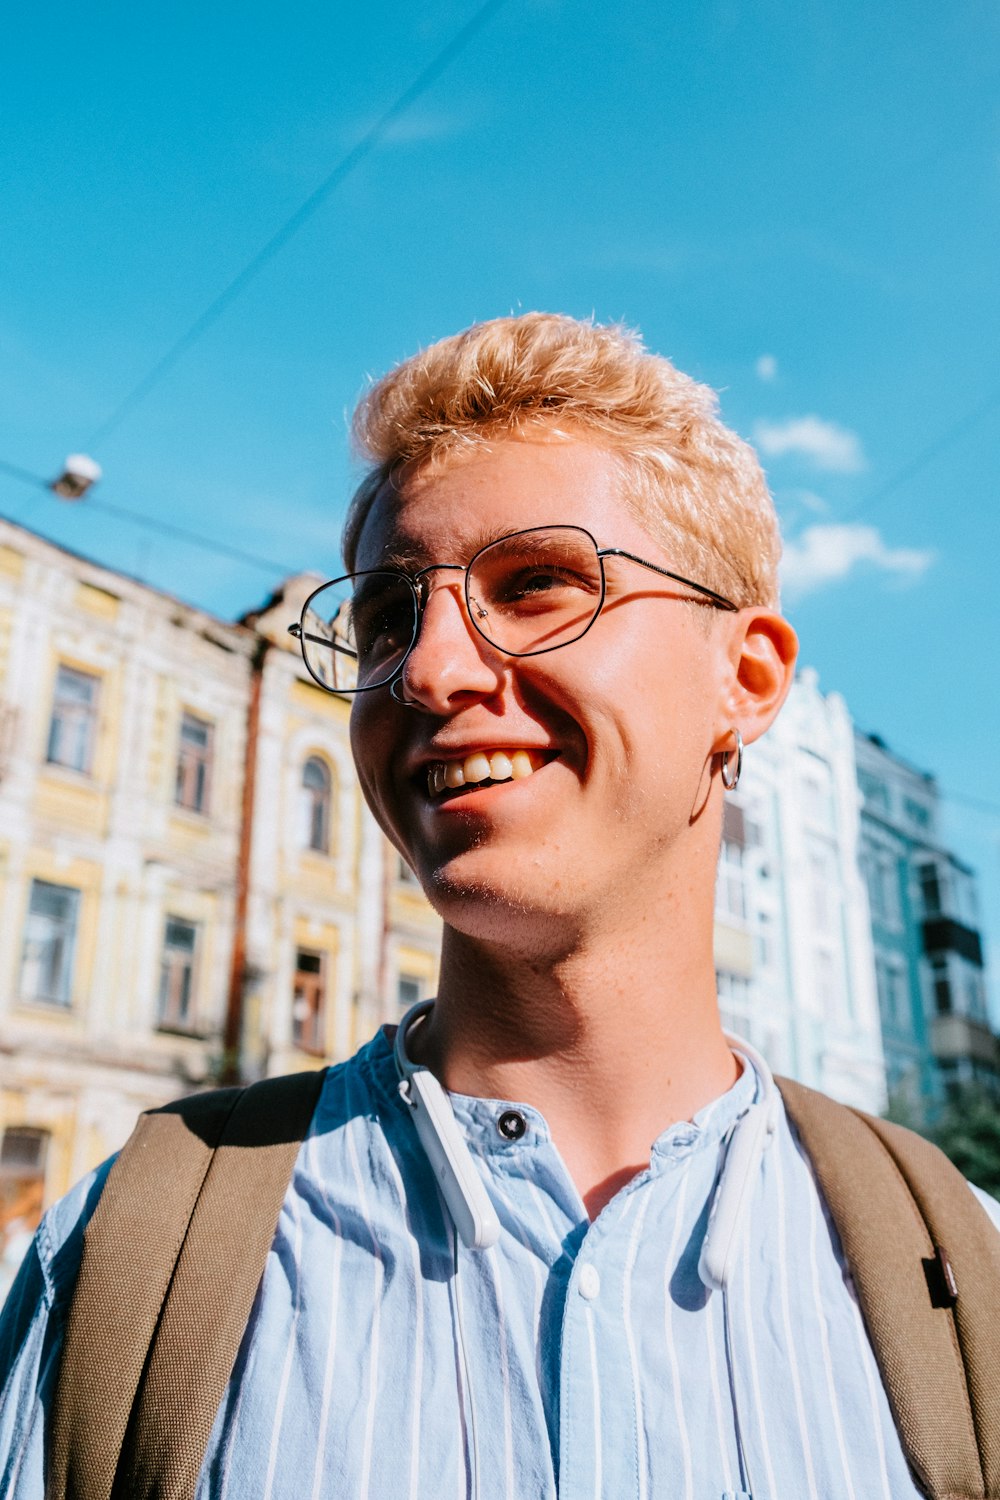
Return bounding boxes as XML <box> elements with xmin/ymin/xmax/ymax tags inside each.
<box><xmin>288</xmin><ymin>524</ymin><xmax>737</xmax><ymax>695</ymax></box>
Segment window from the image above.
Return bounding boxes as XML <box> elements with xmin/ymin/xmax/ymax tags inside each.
<box><xmin>965</xmin><ymin>972</ymin><xmax>987</xmax><ymax>1023</ymax></box>
<box><xmin>1</xmin><ymin>1128</ymin><xmax>48</xmax><ymax>1174</ymax></box>
<box><xmin>903</xmin><ymin>796</ymin><xmax>931</xmax><ymax>830</ymax></box>
<box><xmin>1</xmin><ymin>1128</ymin><xmax>49</xmax><ymax>1277</ymax></box>
<box><xmin>46</xmin><ymin>665</ymin><xmax>99</xmax><ymax>773</ymax></box>
<box><xmin>292</xmin><ymin>949</ymin><xmax>325</xmax><ymax>1054</ymax></box>
<box><xmin>716</xmin><ymin>970</ymin><xmax>751</xmax><ymax>1040</ymax></box>
<box><xmin>754</xmin><ymin>911</ymin><xmax>775</xmax><ymax>970</ymax></box>
<box><xmin>19</xmin><ymin>879</ymin><xmax>80</xmax><ymax>1006</ymax></box>
<box><xmin>396</xmin><ymin>854</ymin><xmax>420</xmax><ymax>886</ymax></box>
<box><xmin>858</xmin><ymin>770</ymin><xmax>890</xmax><ymax>813</ymax></box>
<box><xmin>808</xmin><ymin>842</ymin><xmax>835</xmax><ymax>934</ymax></box>
<box><xmin>918</xmin><ymin>862</ymin><xmax>943</xmax><ymax>918</ymax></box>
<box><xmin>158</xmin><ymin>917</ymin><xmax>199</xmax><ymax>1030</ymax></box>
<box><xmin>930</xmin><ymin>954</ymin><xmax>952</xmax><ymax>1015</ymax></box>
<box><xmin>175</xmin><ymin>712</ymin><xmax>213</xmax><ymax>813</ymax></box>
<box><xmin>866</xmin><ymin>848</ymin><xmax>901</xmax><ymax>927</ymax></box>
<box><xmin>397</xmin><ymin>974</ymin><xmax>425</xmax><ymax>1009</ymax></box>
<box><xmin>876</xmin><ymin>958</ymin><xmax>907</xmax><ymax>1026</ymax></box>
<box><xmin>299</xmin><ymin>757</ymin><xmax>331</xmax><ymax>853</ymax></box>
<box><xmin>717</xmin><ymin>840</ymin><xmax>747</xmax><ymax>922</ymax></box>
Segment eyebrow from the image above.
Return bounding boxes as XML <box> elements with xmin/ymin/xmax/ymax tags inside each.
<box><xmin>372</xmin><ymin>523</ymin><xmax>541</xmax><ymax>573</ymax></box>
<box><xmin>374</xmin><ymin>544</ymin><xmax>429</xmax><ymax>572</ymax></box>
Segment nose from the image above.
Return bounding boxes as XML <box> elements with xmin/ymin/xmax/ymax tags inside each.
<box><xmin>395</xmin><ymin>572</ymin><xmax>503</xmax><ymax>712</ymax></box>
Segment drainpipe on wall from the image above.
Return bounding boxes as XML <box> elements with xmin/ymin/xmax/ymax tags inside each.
<box><xmin>221</xmin><ymin>636</ymin><xmax>269</xmax><ymax>1084</ymax></box>
<box><xmin>377</xmin><ymin>835</ymin><xmax>394</xmax><ymax>1026</ymax></box>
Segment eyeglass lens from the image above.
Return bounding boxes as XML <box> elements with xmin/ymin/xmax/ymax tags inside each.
<box><xmin>299</xmin><ymin>527</ymin><xmax>604</xmax><ymax>692</ymax></box>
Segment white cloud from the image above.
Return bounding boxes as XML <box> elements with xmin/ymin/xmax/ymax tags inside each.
<box><xmin>780</xmin><ymin>523</ymin><xmax>934</xmax><ymax>598</ymax></box>
<box><xmin>755</xmin><ymin>354</ymin><xmax>777</xmax><ymax>382</ymax></box>
<box><xmin>755</xmin><ymin>414</ymin><xmax>866</xmax><ymax>472</ymax></box>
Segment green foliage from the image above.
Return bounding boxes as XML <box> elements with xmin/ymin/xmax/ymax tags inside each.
<box><xmin>882</xmin><ymin>1088</ymin><xmax>923</xmax><ymax>1133</ymax></box>
<box><xmin>927</xmin><ymin>1085</ymin><xmax>1000</xmax><ymax>1201</ymax></box>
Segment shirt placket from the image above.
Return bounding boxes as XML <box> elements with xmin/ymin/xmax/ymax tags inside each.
<box><xmin>557</xmin><ymin>1214</ymin><xmax>633</xmax><ymax>1500</ymax></box>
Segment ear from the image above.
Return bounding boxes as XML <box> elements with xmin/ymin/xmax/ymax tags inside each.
<box><xmin>713</xmin><ymin>608</ymin><xmax>798</xmax><ymax>753</ymax></box>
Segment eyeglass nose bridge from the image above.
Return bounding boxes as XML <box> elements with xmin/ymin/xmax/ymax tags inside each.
<box><xmin>410</xmin><ymin>561</ymin><xmax>467</xmax><ymax>608</ymax></box>
<box><xmin>397</xmin><ymin>562</ymin><xmax>489</xmax><ymax>679</ymax></box>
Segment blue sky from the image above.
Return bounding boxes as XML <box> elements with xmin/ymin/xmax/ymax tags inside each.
<box><xmin>3</xmin><ymin>0</ymin><xmax>999</xmax><ymax>1010</ymax></box>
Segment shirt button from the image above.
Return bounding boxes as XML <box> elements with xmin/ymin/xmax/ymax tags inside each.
<box><xmin>497</xmin><ymin>1109</ymin><xmax>527</xmax><ymax>1142</ymax></box>
<box><xmin>578</xmin><ymin>1263</ymin><xmax>601</xmax><ymax>1300</ymax></box>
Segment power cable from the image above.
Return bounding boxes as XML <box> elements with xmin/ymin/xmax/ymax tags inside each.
<box><xmin>939</xmin><ymin>789</ymin><xmax>1000</xmax><ymax>821</ymax></box>
<box><xmin>842</xmin><ymin>385</ymin><xmax>1000</xmax><ymax>524</ymax></box>
<box><xmin>4</xmin><ymin>459</ymin><xmax>1000</xmax><ymax>818</ymax></box>
<box><xmin>0</xmin><ymin>460</ymin><xmax>303</xmax><ymax>576</ymax></box>
<box><xmin>86</xmin><ymin>497</ymin><xmax>302</xmax><ymax>576</ymax></box>
<box><xmin>0</xmin><ymin>458</ymin><xmax>48</xmax><ymax>488</ymax></box>
<box><xmin>85</xmin><ymin>0</ymin><xmax>508</xmax><ymax>450</ymax></box>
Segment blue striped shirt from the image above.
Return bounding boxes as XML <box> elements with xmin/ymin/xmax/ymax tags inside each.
<box><xmin>2</xmin><ymin>1028</ymin><xmax>998</xmax><ymax>1498</ymax></box>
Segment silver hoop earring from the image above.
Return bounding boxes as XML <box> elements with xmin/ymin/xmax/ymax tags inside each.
<box><xmin>390</xmin><ymin>677</ymin><xmax>418</xmax><ymax>709</ymax></box>
<box><xmin>720</xmin><ymin>727</ymin><xmax>743</xmax><ymax>791</ymax></box>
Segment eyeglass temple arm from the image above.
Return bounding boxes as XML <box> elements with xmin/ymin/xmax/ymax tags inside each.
<box><xmin>286</xmin><ymin>623</ymin><xmax>358</xmax><ymax>658</ymax></box>
<box><xmin>596</xmin><ymin>549</ymin><xmax>738</xmax><ymax>611</ymax></box>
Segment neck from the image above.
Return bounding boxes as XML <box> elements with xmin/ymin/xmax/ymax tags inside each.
<box><xmin>410</xmin><ymin>866</ymin><xmax>737</xmax><ymax>1218</ymax></box>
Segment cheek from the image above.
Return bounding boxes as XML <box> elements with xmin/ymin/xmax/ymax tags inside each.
<box><xmin>349</xmin><ymin>703</ymin><xmax>395</xmax><ymax>822</ymax></box>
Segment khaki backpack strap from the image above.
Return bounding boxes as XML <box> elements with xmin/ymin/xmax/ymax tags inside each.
<box><xmin>49</xmin><ymin>1069</ymin><xmax>326</xmax><ymax>1500</ymax></box>
<box><xmin>863</xmin><ymin>1110</ymin><xmax>1000</xmax><ymax>1496</ymax></box>
<box><xmin>116</xmin><ymin>1068</ymin><xmax>327</xmax><ymax>1500</ymax></box>
<box><xmin>777</xmin><ymin>1075</ymin><xmax>1000</xmax><ymax>1500</ymax></box>
<box><xmin>50</xmin><ymin>1085</ymin><xmax>245</xmax><ymax>1500</ymax></box>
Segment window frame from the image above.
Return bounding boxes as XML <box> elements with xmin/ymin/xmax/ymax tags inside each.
<box><xmin>716</xmin><ymin>838</ymin><xmax>748</xmax><ymax>923</ymax></box>
<box><xmin>46</xmin><ymin>663</ymin><xmax>100</xmax><ymax>775</ymax></box>
<box><xmin>396</xmin><ymin>973</ymin><xmax>426</xmax><ymax>1010</ymax></box>
<box><xmin>157</xmin><ymin>915</ymin><xmax>200</xmax><ymax>1033</ymax></box>
<box><xmin>292</xmin><ymin>947</ymin><xmax>326</xmax><ymax>1055</ymax></box>
<box><xmin>19</xmin><ymin>878</ymin><xmax>81</xmax><ymax>1007</ymax></box>
<box><xmin>175</xmin><ymin>711</ymin><xmax>214</xmax><ymax>815</ymax></box>
<box><xmin>299</xmin><ymin>755</ymin><xmax>332</xmax><ymax>854</ymax></box>
<box><xmin>1</xmin><ymin>1126</ymin><xmax>50</xmax><ymax>1268</ymax></box>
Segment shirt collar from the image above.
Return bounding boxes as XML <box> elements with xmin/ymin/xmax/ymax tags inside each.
<box><xmin>367</xmin><ymin>1024</ymin><xmax>760</xmax><ymax>1164</ymax></box>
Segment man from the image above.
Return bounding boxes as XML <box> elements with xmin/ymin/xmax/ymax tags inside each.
<box><xmin>2</xmin><ymin>313</ymin><xmax>998</xmax><ymax>1497</ymax></box>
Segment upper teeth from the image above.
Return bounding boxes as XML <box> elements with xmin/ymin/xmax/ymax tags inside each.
<box><xmin>427</xmin><ymin>750</ymin><xmax>542</xmax><ymax>797</ymax></box>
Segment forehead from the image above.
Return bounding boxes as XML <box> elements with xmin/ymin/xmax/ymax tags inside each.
<box><xmin>354</xmin><ymin>435</ymin><xmax>657</xmax><ymax>570</ymax></box>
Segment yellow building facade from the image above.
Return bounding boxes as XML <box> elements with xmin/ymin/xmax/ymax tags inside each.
<box><xmin>0</xmin><ymin>522</ymin><xmax>440</xmax><ymax>1294</ymax></box>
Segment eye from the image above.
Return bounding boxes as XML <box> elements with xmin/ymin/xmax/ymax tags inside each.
<box><xmin>350</xmin><ymin>578</ymin><xmax>415</xmax><ymax>661</ymax></box>
<box><xmin>493</xmin><ymin>565</ymin><xmax>598</xmax><ymax>607</ymax></box>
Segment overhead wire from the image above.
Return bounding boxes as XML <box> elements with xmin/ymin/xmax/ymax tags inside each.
<box><xmin>938</xmin><ymin>789</ymin><xmax>1000</xmax><ymax>821</ymax></box>
<box><xmin>85</xmin><ymin>0</ymin><xmax>509</xmax><ymax>450</ymax></box>
<box><xmin>0</xmin><ymin>461</ymin><xmax>303</xmax><ymax>576</ymax></box>
<box><xmin>0</xmin><ymin>2</ymin><xmax>509</xmax><ymax>576</ymax></box>
<box><xmin>841</xmin><ymin>384</ymin><xmax>1000</xmax><ymax>523</ymax></box>
<box><xmin>85</xmin><ymin>497</ymin><xmax>303</xmax><ymax>576</ymax></box>
<box><xmin>7</xmin><ymin>458</ymin><xmax>1000</xmax><ymax>823</ymax></box>
<box><xmin>0</xmin><ymin>457</ymin><xmax>51</xmax><ymax>489</ymax></box>
<box><xmin>2</xmin><ymin>358</ymin><xmax>999</xmax><ymax>583</ymax></box>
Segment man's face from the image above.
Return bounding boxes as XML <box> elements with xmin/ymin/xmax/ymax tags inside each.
<box><xmin>349</xmin><ymin>434</ymin><xmax>734</xmax><ymax>947</ymax></box>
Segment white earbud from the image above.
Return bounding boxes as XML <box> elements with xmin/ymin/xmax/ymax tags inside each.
<box><xmin>395</xmin><ymin>1000</ymin><xmax>501</xmax><ymax>1250</ymax></box>
<box><xmin>697</xmin><ymin>1033</ymin><xmax>779</xmax><ymax>1293</ymax></box>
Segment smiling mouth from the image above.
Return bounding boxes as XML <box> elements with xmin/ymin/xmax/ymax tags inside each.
<box><xmin>425</xmin><ymin>749</ymin><xmax>550</xmax><ymax>801</ymax></box>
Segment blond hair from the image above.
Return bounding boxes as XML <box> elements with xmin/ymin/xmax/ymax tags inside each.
<box><xmin>344</xmin><ymin>312</ymin><xmax>780</xmax><ymax>609</ymax></box>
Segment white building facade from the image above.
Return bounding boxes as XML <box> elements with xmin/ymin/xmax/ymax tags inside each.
<box><xmin>717</xmin><ymin>670</ymin><xmax>887</xmax><ymax>1114</ymax></box>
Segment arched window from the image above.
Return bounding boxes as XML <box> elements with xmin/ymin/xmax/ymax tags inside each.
<box><xmin>299</xmin><ymin>756</ymin><xmax>331</xmax><ymax>853</ymax></box>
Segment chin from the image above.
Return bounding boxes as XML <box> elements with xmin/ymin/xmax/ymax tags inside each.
<box><xmin>419</xmin><ymin>855</ymin><xmax>585</xmax><ymax>950</ymax></box>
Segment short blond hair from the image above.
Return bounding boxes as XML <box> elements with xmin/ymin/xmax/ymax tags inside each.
<box><xmin>343</xmin><ymin>312</ymin><xmax>781</xmax><ymax>609</ymax></box>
